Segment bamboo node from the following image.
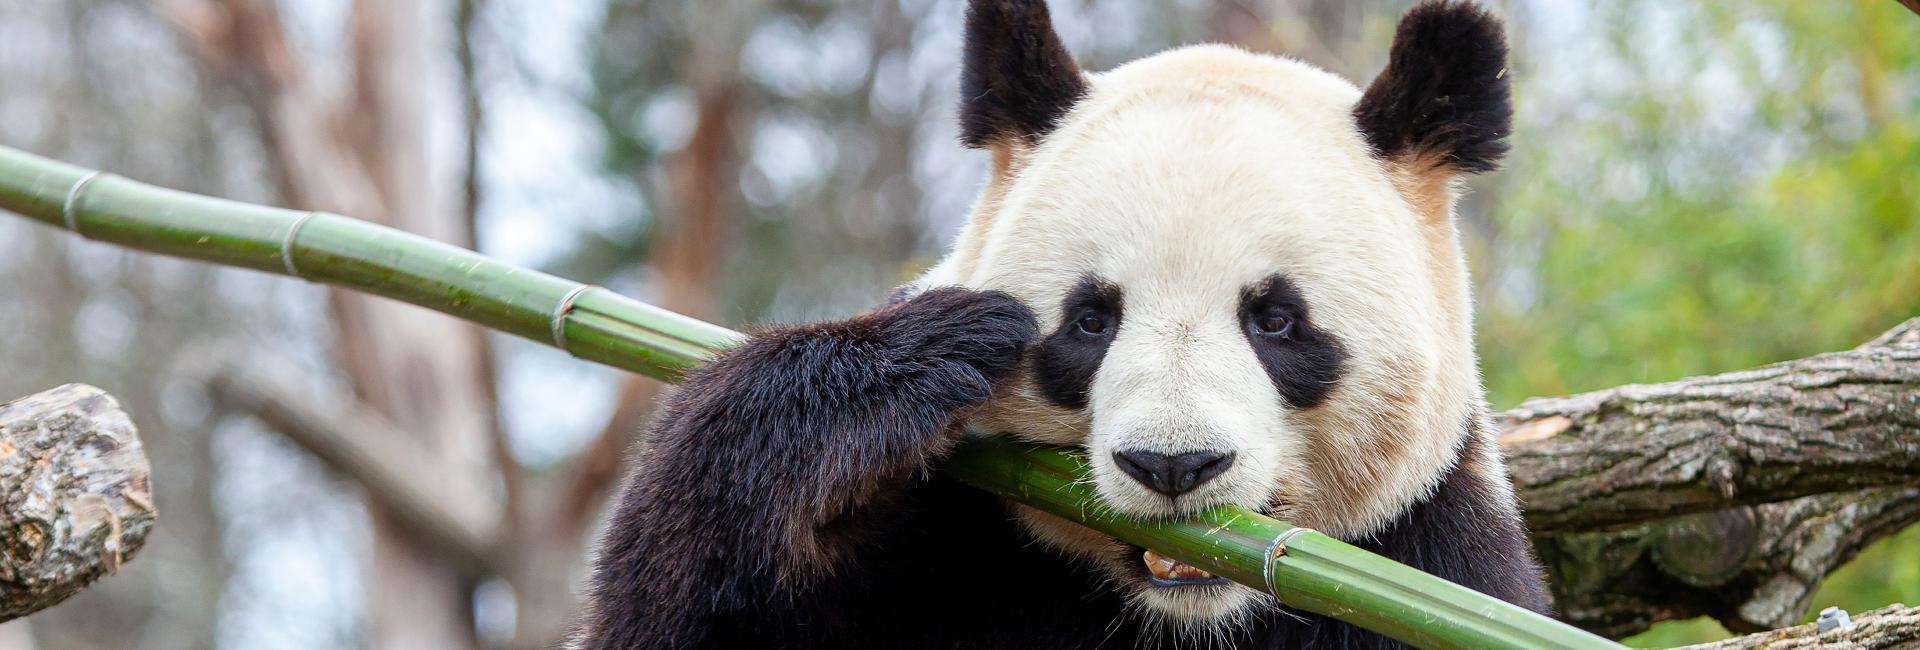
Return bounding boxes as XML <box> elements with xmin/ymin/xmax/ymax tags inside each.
<box><xmin>281</xmin><ymin>211</ymin><xmax>322</xmax><ymax>278</ymax></box>
<box><xmin>61</xmin><ymin>171</ymin><xmax>111</xmax><ymax>235</ymax></box>
<box><xmin>1262</xmin><ymin>526</ymin><xmax>1313</xmax><ymax>597</ymax></box>
<box><xmin>551</xmin><ymin>284</ymin><xmax>599</xmax><ymax>354</ymax></box>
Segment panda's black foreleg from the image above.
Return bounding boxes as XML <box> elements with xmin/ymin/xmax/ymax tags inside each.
<box><xmin>574</xmin><ymin>288</ymin><xmax>1037</xmax><ymax>650</ymax></box>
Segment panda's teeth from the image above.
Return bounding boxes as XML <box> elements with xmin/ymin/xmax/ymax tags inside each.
<box><xmin>1142</xmin><ymin>549</ymin><xmax>1215</xmax><ymax>582</ymax></box>
<box><xmin>1171</xmin><ymin>563</ymin><xmax>1214</xmax><ymax>580</ymax></box>
<box><xmin>1143</xmin><ymin>550</ymin><xmax>1178</xmax><ymax>580</ymax></box>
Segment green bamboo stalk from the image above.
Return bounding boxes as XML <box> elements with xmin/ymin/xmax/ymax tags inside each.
<box><xmin>0</xmin><ymin>145</ymin><xmax>1620</xmax><ymax>650</ymax></box>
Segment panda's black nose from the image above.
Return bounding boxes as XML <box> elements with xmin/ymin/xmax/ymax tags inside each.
<box><xmin>1111</xmin><ymin>449</ymin><xmax>1236</xmax><ymax>498</ymax></box>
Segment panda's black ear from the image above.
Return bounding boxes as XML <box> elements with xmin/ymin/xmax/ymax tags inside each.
<box><xmin>960</xmin><ymin>0</ymin><xmax>1088</xmax><ymax>148</ymax></box>
<box><xmin>1353</xmin><ymin>1</ymin><xmax>1512</xmax><ymax>174</ymax></box>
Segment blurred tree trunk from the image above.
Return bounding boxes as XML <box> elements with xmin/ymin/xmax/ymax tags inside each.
<box><xmin>163</xmin><ymin>0</ymin><xmax>497</xmax><ymax>646</ymax></box>
<box><xmin>1212</xmin><ymin>0</ymin><xmax>1372</xmax><ymax>76</ymax></box>
<box><xmin>338</xmin><ymin>6</ymin><xmax>494</xmax><ymax>647</ymax></box>
<box><xmin>1208</xmin><ymin>0</ymin><xmax>1283</xmax><ymax>54</ymax></box>
<box><xmin>559</xmin><ymin>0</ymin><xmax>755</xmax><ymax>538</ymax></box>
<box><xmin>516</xmin><ymin>3</ymin><xmax>761</xmax><ymax>644</ymax></box>
<box><xmin>855</xmin><ymin>0</ymin><xmax>926</xmax><ymax>269</ymax></box>
<box><xmin>0</xmin><ymin>3</ymin><xmax>250</xmax><ymax>646</ymax></box>
<box><xmin>165</xmin><ymin>0</ymin><xmax>771</xmax><ymax>643</ymax></box>
<box><xmin>554</xmin><ymin>94</ymin><xmax>734</xmax><ymax>531</ymax></box>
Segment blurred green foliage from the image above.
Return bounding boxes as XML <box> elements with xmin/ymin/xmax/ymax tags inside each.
<box><xmin>1478</xmin><ymin>0</ymin><xmax>1919</xmax><ymax>645</ymax></box>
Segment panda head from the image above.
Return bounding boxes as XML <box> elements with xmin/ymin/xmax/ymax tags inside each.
<box><xmin>922</xmin><ymin>0</ymin><xmax>1514</xmax><ymax>626</ymax></box>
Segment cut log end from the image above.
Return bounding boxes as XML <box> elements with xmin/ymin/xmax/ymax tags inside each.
<box><xmin>0</xmin><ymin>384</ymin><xmax>155</xmax><ymax>622</ymax></box>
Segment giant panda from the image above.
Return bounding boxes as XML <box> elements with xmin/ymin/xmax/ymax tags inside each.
<box><xmin>577</xmin><ymin>1</ymin><xmax>1548</xmax><ymax>648</ymax></box>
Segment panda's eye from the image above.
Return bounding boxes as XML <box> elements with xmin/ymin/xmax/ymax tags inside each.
<box><xmin>1074</xmin><ymin>313</ymin><xmax>1110</xmax><ymax>336</ymax></box>
<box><xmin>1253</xmin><ymin>313</ymin><xmax>1294</xmax><ymax>338</ymax></box>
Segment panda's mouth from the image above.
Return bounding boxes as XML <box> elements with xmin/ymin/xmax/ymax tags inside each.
<box><xmin>1131</xmin><ymin>545</ymin><xmax>1229</xmax><ymax>587</ymax></box>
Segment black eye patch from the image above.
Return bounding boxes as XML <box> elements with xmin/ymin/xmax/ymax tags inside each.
<box><xmin>1238</xmin><ymin>275</ymin><xmax>1348</xmax><ymax>409</ymax></box>
<box><xmin>1030</xmin><ymin>276</ymin><xmax>1123</xmax><ymax>410</ymax></box>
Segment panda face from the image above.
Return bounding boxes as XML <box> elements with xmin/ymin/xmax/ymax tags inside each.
<box><xmin>925</xmin><ymin>44</ymin><xmax>1489</xmax><ymax>625</ymax></box>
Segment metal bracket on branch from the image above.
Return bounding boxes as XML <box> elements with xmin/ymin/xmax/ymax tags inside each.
<box><xmin>0</xmin><ymin>384</ymin><xmax>155</xmax><ymax>622</ymax></box>
<box><xmin>1680</xmin><ymin>603</ymin><xmax>1920</xmax><ymax>649</ymax></box>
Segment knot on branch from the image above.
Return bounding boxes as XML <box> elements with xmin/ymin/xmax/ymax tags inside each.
<box><xmin>0</xmin><ymin>384</ymin><xmax>154</xmax><ymax>622</ymax></box>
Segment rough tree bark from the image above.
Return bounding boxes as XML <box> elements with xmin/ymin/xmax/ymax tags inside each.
<box><xmin>0</xmin><ymin>385</ymin><xmax>153</xmax><ymax>622</ymax></box>
<box><xmin>1503</xmin><ymin>318</ymin><xmax>1920</xmax><ymax>533</ymax></box>
<box><xmin>1540</xmin><ymin>486</ymin><xmax>1918</xmax><ymax>637</ymax></box>
<box><xmin>1507</xmin><ymin>318</ymin><xmax>1920</xmax><ymax>637</ymax></box>
<box><xmin>1681</xmin><ymin>603</ymin><xmax>1920</xmax><ymax>649</ymax></box>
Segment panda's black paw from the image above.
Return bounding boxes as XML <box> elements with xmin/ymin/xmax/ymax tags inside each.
<box><xmin>876</xmin><ymin>287</ymin><xmax>1038</xmax><ymax>385</ymax></box>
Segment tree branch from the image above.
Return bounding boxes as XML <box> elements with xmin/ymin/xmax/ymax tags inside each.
<box><xmin>165</xmin><ymin>3</ymin><xmax>504</xmax><ymax>641</ymax></box>
<box><xmin>1501</xmin><ymin>318</ymin><xmax>1920</xmax><ymax>635</ymax></box>
<box><xmin>1682</xmin><ymin>603</ymin><xmax>1920</xmax><ymax>649</ymax></box>
<box><xmin>1503</xmin><ymin>317</ymin><xmax>1920</xmax><ymax>533</ymax></box>
<box><xmin>1</xmin><ymin>385</ymin><xmax>154</xmax><ymax>622</ymax></box>
<box><xmin>1541</xmin><ymin>486</ymin><xmax>1919</xmax><ymax>636</ymax></box>
<box><xmin>202</xmin><ymin>361</ymin><xmax>501</xmax><ymax>575</ymax></box>
<box><xmin>157</xmin><ymin>0</ymin><xmax>384</xmax><ymax>217</ymax></box>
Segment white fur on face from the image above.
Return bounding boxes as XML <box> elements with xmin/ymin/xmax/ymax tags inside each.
<box><xmin>921</xmin><ymin>45</ymin><xmax>1481</xmax><ymax>624</ymax></box>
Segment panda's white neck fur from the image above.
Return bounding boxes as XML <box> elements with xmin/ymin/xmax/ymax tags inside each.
<box><xmin>923</xmin><ymin>45</ymin><xmax>1485</xmax><ymax>541</ymax></box>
